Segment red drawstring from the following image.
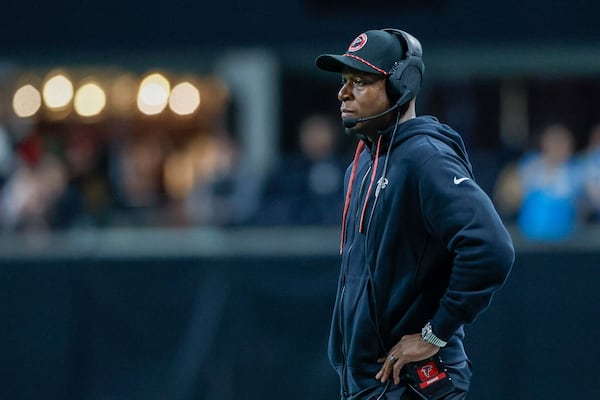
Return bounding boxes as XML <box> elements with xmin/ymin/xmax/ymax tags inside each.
<box><xmin>339</xmin><ymin>136</ymin><xmax>382</xmax><ymax>254</ymax></box>
<box><xmin>359</xmin><ymin>135</ymin><xmax>382</xmax><ymax>233</ymax></box>
<box><xmin>340</xmin><ymin>141</ymin><xmax>365</xmax><ymax>254</ymax></box>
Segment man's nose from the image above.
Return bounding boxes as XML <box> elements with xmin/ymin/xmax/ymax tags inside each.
<box><xmin>338</xmin><ymin>83</ymin><xmax>352</xmax><ymax>101</ymax></box>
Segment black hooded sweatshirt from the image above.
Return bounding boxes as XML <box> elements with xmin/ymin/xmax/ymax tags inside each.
<box><xmin>329</xmin><ymin>115</ymin><xmax>514</xmax><ymax>399</ymax></box>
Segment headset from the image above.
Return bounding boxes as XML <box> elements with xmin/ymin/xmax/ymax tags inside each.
<box><xmin>342</xmin><ymin>29</ymin><xmax>426</xmax><ymax>129</ymax></box>
<box><xmin>382</xmin><ymin>28</ymin><xmax>425</xmax><ymax>107</ymax></box>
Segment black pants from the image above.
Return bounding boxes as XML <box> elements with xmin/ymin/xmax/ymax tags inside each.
<box><xmin>399</xmin><ymin>388</ymin><xmax>467</xmax><ymax>400</ymax></box>
<box><xmin>370</xmin><ymin>360</ymin><xmax>472</xmax><ymax>400</ymax></box>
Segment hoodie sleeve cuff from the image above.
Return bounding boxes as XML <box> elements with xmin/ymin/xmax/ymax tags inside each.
<box><xmin>430</xmin><ymin>308</ymin><xmax>461</xmax><ymax>343</ymax></box>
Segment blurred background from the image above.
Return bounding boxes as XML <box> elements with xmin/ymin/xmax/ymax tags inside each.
<box><xmin>0</xmin><ymin>1</ymin><xmax>599</xmax><ymax>399</ymax></box>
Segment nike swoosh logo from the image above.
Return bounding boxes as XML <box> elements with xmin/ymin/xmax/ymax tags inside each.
<box><xmin>453</xmin><ymin>176</ymin><xmax>470</xmax><ymax>185</ymax></box>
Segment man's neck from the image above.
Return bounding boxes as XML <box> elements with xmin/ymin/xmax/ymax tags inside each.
<box><xmin>363</xmin><ymin>109</ymin><xmax>416</xmax><ymax>143</ymax></box>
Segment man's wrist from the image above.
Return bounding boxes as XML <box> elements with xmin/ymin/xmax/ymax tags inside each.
<box><xmin>421</xmin><ymin>321</ymin><xmax>447</xmax><ymax>347</ymax></box>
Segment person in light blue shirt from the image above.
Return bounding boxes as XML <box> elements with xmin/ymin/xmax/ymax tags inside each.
<box><xmin>581</xmin><ymin>124</ymin><xmax>600</xmax><ymax>222</ymax></box>
<box><xmin>517</xmin><ymin>124</ymin><xmax>584</xmax><ymax>241</ymax></box>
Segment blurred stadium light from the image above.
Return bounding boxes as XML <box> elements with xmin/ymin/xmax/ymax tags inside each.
<box><xmin>13</xmin><ymin>84</ymin><xmax>41</xmax><ymax>117</ymax></box>
<box><xmin>42</xmin><ymin>72</ymin><xmax>73</xmax><ymax>110</ymax></box>
<box><xmin>169</xmin><ymin>81</ymin><xmax>200</xmax><ymax>116</ymax></box>
<box><xmin>74</xmin><ymin>81</ymin><xmax>106</xmax><ymax>117</ymax></box>
<box><xmin>137</xmin><ymin>72</ymin><xmax>170</xmax><ymax>115</ymax></box>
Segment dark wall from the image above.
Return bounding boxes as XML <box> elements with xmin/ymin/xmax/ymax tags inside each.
<box><xmin>465</xmin><ymin>251</ymin><xmax>600</xmax><ymax>399</ymax></box>
<box><xmin>1</xmin><ymin>0</ymin><xmax>599</xmax><ymax>55</ymax></box>
<box><xmin>1</xmin><ymin>250</ymin><xmax>598</xmax><ymax>400</ymax></box>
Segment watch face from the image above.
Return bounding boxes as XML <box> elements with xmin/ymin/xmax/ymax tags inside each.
<box><xmin>421</xmin><ymin>324</ymin><xmax>429</xmax><ymax>338</ymax></box>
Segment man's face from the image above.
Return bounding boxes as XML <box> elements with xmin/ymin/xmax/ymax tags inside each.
<box><xmin>338</xmin><ymin>67</ymin><xmax>391</xmax><ymax>138</ymax></box>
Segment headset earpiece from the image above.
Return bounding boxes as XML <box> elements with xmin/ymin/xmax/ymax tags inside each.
<box><xmin>382</xmin><ymin>29</ymin><xmax>425</xmax><ymax>106</ymax></box>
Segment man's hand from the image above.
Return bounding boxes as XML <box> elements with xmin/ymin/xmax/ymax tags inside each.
<box><xmin>375</xmin><ymin>333</ymin><xmax>440</xmax><ymax>384</ymax></box>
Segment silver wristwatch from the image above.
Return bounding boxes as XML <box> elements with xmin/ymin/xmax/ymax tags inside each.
<box><xmin>421</xmin><ymin>322</ymin><xmax>448</xmax><ymax>347</ymax></box>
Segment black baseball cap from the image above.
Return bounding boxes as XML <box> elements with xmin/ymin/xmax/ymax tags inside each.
<box><xmin>315</xmin><ymin>29</ymin><xmax>404</xmax><ymax>76</ymax></box>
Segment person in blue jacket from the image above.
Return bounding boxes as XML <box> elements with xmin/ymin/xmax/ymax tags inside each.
<box><xmin>315</xmin><ymin>29</ymin><xmax>515</xmax><ymax>400</ymax></box>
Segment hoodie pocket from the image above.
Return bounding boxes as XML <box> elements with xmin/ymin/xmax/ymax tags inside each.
<box><xmin>343</xmin><ymin>274</ymin><xmax>386</xmax><ymax>367</ymax></box>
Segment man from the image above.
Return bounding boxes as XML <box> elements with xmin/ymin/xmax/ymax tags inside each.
<box><xmin>315</xmin><ymin>29</ymin><xmax>514</xmax><ymax>400</ymax></box>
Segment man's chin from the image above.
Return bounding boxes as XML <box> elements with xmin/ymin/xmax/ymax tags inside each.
<box><xmin>344</xmin><ymin>126</ymin><xmax>367</xmax><ymax>139</ymax></box>
<box><xmin>344</xmin><ymin>126</ymin><xmax>359</xmax><ymax>136</ymax></box>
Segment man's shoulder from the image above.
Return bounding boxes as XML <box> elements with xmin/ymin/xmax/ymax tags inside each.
<box><xmin>396</xmin><ymin>133</ymin><xmax>456</xmax><ymax>162</ymax></box>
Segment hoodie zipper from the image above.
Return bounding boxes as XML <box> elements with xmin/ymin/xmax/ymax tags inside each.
<box><xmin>364</xmin><ymin>179</ymin><xmax>388</xmax><ymax>353</ymax></box>
<box><xmin>339</xmin><ymin>160</ymin><xmax>372</xmax><ymax>398</ymax></box>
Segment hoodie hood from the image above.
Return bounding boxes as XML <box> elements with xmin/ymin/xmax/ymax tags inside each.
<box><xmin>381</xmin><ymin>115</ymin><xmax>473</xmax><ymax>175</ymax></box>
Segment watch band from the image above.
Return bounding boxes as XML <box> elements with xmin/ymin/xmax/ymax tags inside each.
<box><xmin>421</xmin><ymin>322</ymin><xmax>448</xmax><ymax>347</ymax></box>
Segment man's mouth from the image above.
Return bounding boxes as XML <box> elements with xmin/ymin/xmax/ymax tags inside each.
<box><xmin>341</xmin><ymin>109</ymin><xmax>354</xmax><ymax>119</ymax></box>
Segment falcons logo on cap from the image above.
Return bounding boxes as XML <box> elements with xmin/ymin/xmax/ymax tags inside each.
<box><xmin>348</xmin><ymin>33</ymin><xmax>367</xmax><ymax>52</ymax></box>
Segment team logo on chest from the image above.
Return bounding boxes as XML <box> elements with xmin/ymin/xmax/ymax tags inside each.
<box><xmin>375</xmin><ymin>177</ymin><xmax>388</xmax><ymax>198</ymax></box>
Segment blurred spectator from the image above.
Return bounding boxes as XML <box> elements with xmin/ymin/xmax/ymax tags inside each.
<box><xmin>492</xmin><ymin>162</ymin><xmax>521</xmax><ymax>222</ymax></box>
<box><xmin>52</xmin><ymin>125</ymin><xmax>113</xmax><ymax>229</ymax></box>
<box><xmin>581</xmin><ymin>124</ymin><xmax>600</xmax><ymax>222</ymax></box>
<box><xmin>0</xmin><ymin>133</ymin><xmax>68</xmax><ymax>233</ymax></box>
<box><xmin>109</xmin><ymin>132</ymin><xmax>169</xmax><ymax>225</ymax></box>
<box><xmin>258</xmin><ymin>114</ymin><xmax>345</xmax><ymax>226</ymax></box>
<box><xmin>496</xmin><ymin>123</ymin><xmax>584</xmax><ymax>241</ymax></box>
<box><xmin>0</xmin><ymin>124</ymin><xmax>15</xmax><ymax>186</ymax></box>
<box><xmin>183</xmin><ymin>132</ymin><xmax>260</xmax><ymax>226</ymax></box>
